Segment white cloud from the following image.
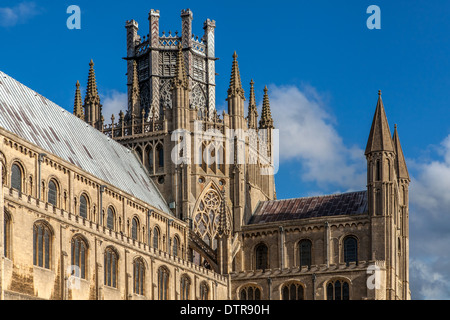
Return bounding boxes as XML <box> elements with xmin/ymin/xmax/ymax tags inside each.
<box><xmin>266</xmin><ymin>84</ymin><xmax>366</xmax><ymax>191</ymax></box>
<box><xmin>101</xmin><ymin>90</ymin><xmax>127</xmax><ymax>124</ymax></box>
<box><xmin>408</xmin><ymin>134</ymin><xmax>450</xmax><ymax>300</ymax></box>
<box><xmin>0</xmin><ymin>2</ymin><xmax>40</xmax><ymax>27</ymax></box>
<box><xmin>410</xmin><ymin>258</ymin><xmax>450</xmax><ymax>300</ymax></box>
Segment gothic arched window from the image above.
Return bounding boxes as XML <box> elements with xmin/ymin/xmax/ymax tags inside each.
<box><xmin>376</xmin><ymin>159</ymin><xmax>381</xmax><ymax>181</ymax></box>
<box><xmin>11</xmin><ymin>163</ymin><xmax>22</xmax><ymax>192</ymax></box>
<box><xmin>255</xmin><ymin>243</ymin><xmax>269</xmax><ymax>271</ymax></box>
<box><xmin>133</xmin><ymin>258</ymin><xmax>145</xmax><ymax>296</ymax></box>
<box><xmin>343</xmin><ymin>236</ymin><xmax>358</xmax><ymax>265</ymax></box>
<box><xmin>48</xmin><ymin>180</ymin><xmax>58</xmax><ymax>207</ymax></box>
<box><xmin>104</xmin><ymin>247</ymin><xmax>118</xmax><ymax>288</ymax></box>
<box><xmin>158</xmin><ymin>266</ymin><xmax>169</xmax><ymax>300</ymax></box>
<box><xmin>153</xmin><ymin>227</ymin><xmax>160</xmax><ymax>250</ymax></box>
<box><xmin>79</xmin><ymin>194</ymin><xmax>88</xmax><ymax>219</ymax></box>
<box><xmin>172</xmin><ymin>236</ymin><xmax>179</xmax><ymax>257</ymax></box>
<box><xmin>131</xmin><ymin>217</ymin><xmax>139</xmax><ymax>241</ymax></box>
<box><xmin>281</xmin><ymin>282</ymin><xmax>304</xmax><ymax>300</ymax></box>
<box><xmin>327</xmin><ymin>280</ymin><xmax>350</xmax><ymax>300</ymax></box>
<box><xmin>193</xmin><ymin>189</ymin><xmax>224</xmax><ymax>252</ymax></box>
<box><xmin>156</xmin><ymin>145</ymin><xmax>164</xmax><ymax>168</ymax></box>
<box><xmin>33</xmin><ymin>222</ymin><xmax>52</xmax><ymax>269</ymax></box>
<box><xmin>107</xmin><ymin>207</ymin><xmax>115</xmax><ymax>230</ymax></box>
<box><xmin>240</xmin><ymin>285</ymin><xmax>261</xmax><ymax>300</ymax></box>
<box><xmin>180</xmin><ymin>275</ymin><xmax>191</xmax><ymax>300</ymax></box>
<box><xmin>299</xmin><ymin>239</ymin><xmax>312</xmax><ymax>267</ymax></box>
<box><xmin>71</xmin><ymin>236</ymin><xmax>88</xmax><ymax>279</ymax></box>
<box><xmin>147</xmin><ymin>146</ymin><xmax>154</xmax><ymax>173</ymax></box>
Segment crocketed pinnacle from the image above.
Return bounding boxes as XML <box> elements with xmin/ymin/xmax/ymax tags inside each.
<box><xmin>174</xmin><ymin>43</ymin><xmax>188</xmax><ymax>89</ymax></box>
<box><xmin>84</xmin><ymin>60</ymin><xmax>100</xmax><ymax>105</ymax></box>
<box><xmin>259</xmin><ymin>86</ymin><xmax>274</xmax><ymax>129</ymax></box>
<box><xmin>73</xmin><ymin>80</ymin><xmax>84</xmax><ymax>120</ymax></box>
<box><xmin>132</xmin><ymin>60</ymin><xmax>140</xmax><ymax>97</ymax></box>
<box><xmin>130</xmin><ymin>60</ymin><xmax>141</xmax><ymax>114</ymax></box>
<box><xmin>218</xmin><ymin>189</ymin><xmax>230</xmax><ymax>237</ymax></box>
<box><xmin>365</xmin><ymin>90</ymin><xmax>394</xmax><ymax>155</ymax></box>
<box><xmin>227</xmin><ymin>51</ymin><xmax>245</xmax><ymax>99</ymax></box>
<box><xmin>392</xmin><ymin>124</ymin><xmax>410</xmax><ymax>180</ymax></box>
<box><xmin>247</xmin><ymin>79</ymin><xmax>258</xmax><ymax>129</ymax></box>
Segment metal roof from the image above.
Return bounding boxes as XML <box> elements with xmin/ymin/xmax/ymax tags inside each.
<box><xmin>248</xmin><ymin>191</ymin><xmax>368</xmax><ymax>225</ymax></box>
<box><xmin>0</xmin><ymin>70</ymin><xmax>171</xmax><ymax>214</ymax></box>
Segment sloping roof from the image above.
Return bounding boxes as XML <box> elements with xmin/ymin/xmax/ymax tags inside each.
<box><xmin>0</xmin><ymin>70</ymin><xmax>171</xmax><ymax>214</ymax></box>
<box><xmin>248</xmin><ymin>191</ymin><xmax>368</xmax><ymax>225</ymax></box>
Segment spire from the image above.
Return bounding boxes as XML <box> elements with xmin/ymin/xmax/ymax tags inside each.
<box><xmin>174</xmin><ymin>43</ymin><xmax>188</xmax><ymax>89</ymax></box>
<box><xmin>392</xmin><ymin>124</ymin><xmax>410</xmax><ymax>180</ymax></box>
<box><xmin>259</xmin><ymin>86</ymin><xmax>274</xmax><ymax>129</ymax></box>
<box><xmin>85</xmin><ymin>59</ymin><xmax>100</xmax><ymax>105</ymax></box>
<box><xmin>365</xmin><ymin>90</ymin><xmax>394</xmax><ymax>155</ymax></box>
<box><xmin>73</xmin><ymin>80</ymin><xmax>84</xmax><ymax>120</ymax></box>
<box><xmin>247</xmin><ymin>79</ymin><xmax>258</xmax><ymax>129</ymax></box>
<box><xmin>227</xmin><ymin>51</ymin><xmax>245</xmax><ymax>99</ymax></box>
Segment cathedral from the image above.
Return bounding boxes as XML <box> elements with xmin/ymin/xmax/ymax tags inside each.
<box><xmin>0</xmin><ymin>8</ymin><xmax>410</xmax><ymax>300</ymax></box>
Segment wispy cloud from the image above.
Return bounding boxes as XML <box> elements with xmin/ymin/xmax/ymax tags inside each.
<box><xmin>266</xmin><ymin>84</ymin><xmax>366</xmax><ymax>192</ymax></box>
<box><xmin>101</xmin><ymin>90</ymin><xmax>127</xmax><ymax>124</ymax></box>
<box><xmin>0</xmin><ymin>2</ymin><xmax>41</xmax><ymax>27</ymax></box>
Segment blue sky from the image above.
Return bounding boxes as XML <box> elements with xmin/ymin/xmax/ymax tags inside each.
<box><xmin>1</xmin><ymin>0</ymin><xmax>449</xmax><ymax>299</ymax></box>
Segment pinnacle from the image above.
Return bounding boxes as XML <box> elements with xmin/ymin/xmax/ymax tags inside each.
<box><xmin>247</xmin><ymin>80</ymin><xmax>258</xmax><ymax>129</ymax></box>
<box><xmin>259</xmin><ymin>86</ymin><xmax>274</xmax><ymax>129</ymax></box>
<box><xmin>73</xmin><ymin>80</ymin><xmax>84</xmax><ymax>119</ymax></box>
<box><xmin>85</xmin><ymin>59</ymin><xmax>100</xmax><ymax>105</ymax></box>
<box><xmin>174</xmin><ymin>42</ymin><xmax>188</xmax><ymax>88</ymax></box>
<box><xmin>228</xmin><ymin>51</ymin><xmax>245</xmax><ymax>99</ymax></box>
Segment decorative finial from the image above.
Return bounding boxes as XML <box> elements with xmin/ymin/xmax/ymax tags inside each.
<box><xmin>378</xmin><ymin>90</ymin><xmax>382</xmax><ymax>96</ymax></box>
<box><xmin>395</xmin><ymin>124</ymin><xmax>397</xmax><ymax>130</ymax></box>
<box><xmin>259</xmin><ymin>86</ymin><xmax>274</xmax><ymax>129</ymax></box>
<box><xmin>227</xmin><ymin>51</ymin><xmax>245</xmax><ymax>99</ymax></box>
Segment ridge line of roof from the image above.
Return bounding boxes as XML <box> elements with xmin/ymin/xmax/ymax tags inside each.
<box><xmin>265</xmin><ymin>190</ymin><xmax>367</xmax><ymax>203</ymax></box>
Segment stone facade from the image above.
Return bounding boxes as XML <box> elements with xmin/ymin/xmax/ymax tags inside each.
<box><xmin>0</xmin><ymin>8</ymin><xmax>410</xmax><ymax>300</ymax></box>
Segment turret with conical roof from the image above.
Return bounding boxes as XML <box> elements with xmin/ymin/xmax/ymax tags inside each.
<box><xmin>365</xmin><ymin>91</ymin><xmax>395</xmax><ymax>217</ymax></box>
<box><xmin>365</xmin><ymin>91</ymin><xmax>410</xmax><ymax>299</ymax></box>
